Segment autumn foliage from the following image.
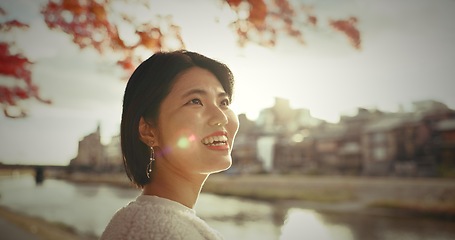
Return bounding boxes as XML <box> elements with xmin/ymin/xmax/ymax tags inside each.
<box><xmin>0</xmin><ymin>0</ymin><xmax>361</xmax><ymax>118</ymax></box>
<box><xmin>329</xmin><ymin>17</ymin><xmax>361</xmax><ymax>49</ymax></box>
<box><xmin>226</xmin><ymin>0</ymin><xmax>361</xmax><ymax>48</ymax></box>
<box><xmin>0</xmin><ymin>9</ymin><xmax>51</xmax><ymax>118</ymax></box>
<box><xmin>42</xmin><ymin>0</ymin><xmax>185</xmax><ymax>74</ymax></box>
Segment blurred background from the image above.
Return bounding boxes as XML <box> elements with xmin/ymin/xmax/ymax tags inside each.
<box><xmin>1</xmin><ymin>0</ymin><xmax>454</xmax><ymax>239</ymax></box>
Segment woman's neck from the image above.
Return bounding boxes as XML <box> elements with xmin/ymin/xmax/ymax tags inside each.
<box><xmin>142</xmin><ymin>166</ymin><xmax>209</xmax><ymax>209</ymax></box>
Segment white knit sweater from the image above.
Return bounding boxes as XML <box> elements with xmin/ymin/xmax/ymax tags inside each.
<box><xmin>101</xmin><ymin>195</ymin><xmax>224</xmax><ymax>240</ymax></box>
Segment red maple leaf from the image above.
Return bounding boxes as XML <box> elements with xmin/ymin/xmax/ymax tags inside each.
<box><xmin>329</xmin><ymin>17</ymin><xmax>361</xmax><ymax>49</ymax></box>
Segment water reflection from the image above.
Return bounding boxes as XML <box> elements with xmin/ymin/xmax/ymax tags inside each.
<box><xmin>280</xmin><ymin>208</ymin><xmax>353</xmax><ymax>240</ymax></box>
<box><xmin>197</xmin><ymin>194</ymin><xmax>280</xmax><ymax>240</ymax></box>
<box><xmin>75</xmin><ymin>184</ymin><xmax>100</xmax><ymax>197</ymax></box>
<box><xmin>1</xmin><ymin>175</ymin><xmax>455</xmax><ymax>240</ymax></box>
<box><xmin>0</xmin><ymin>175</ymin><xmax>137</xmax><ymax>236</ymax></box>
<box><xmin>320</xmin><ymin>212</ymin><xmax>455</xmax><ymax>240</ymax></box>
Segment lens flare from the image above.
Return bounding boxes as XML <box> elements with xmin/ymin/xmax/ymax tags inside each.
<box><xmin>188</xmin><ymin>134</ymin><xmax>196</xmax><ymax>142</ymax></box>
<box><xmin>176</xmin><ymin>134</ymin><xmax>196</xmax><ymax>149</ymax></box>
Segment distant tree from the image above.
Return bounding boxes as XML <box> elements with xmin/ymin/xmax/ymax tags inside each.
<box><xmin>0</xmin><ymin>0</ymin><xmax>360</xmax><ymax>118</ymax></box>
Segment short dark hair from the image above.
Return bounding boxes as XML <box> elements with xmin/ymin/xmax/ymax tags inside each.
<box><xmin>121</xmin><ymin>50</ymin><xmax>234</xmax><ymax>188</ymax></box>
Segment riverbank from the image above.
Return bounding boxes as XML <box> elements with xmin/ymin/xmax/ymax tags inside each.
<box><xmin>57</xmin><ymin>171</ymin><xmax>455</xmax><ymax>220</ymax></box>
<box><xmin>0</xmin><ymin>170</ymin><xmax>97</xmax><ymax>240</ymax></box>
<box><xmin>2</xmin><ymin>170</ymin><xmax>455</xmax><ymax>240</ymax></box>
<box><xmin>204</xmin><ymin>174</ymin><xmax>455</xmax><ymax>219</ymax></box>
<box><xmin>0</xmin><ymin>204</ymin><xmax>96</xmax><ymax>240</ymax></box>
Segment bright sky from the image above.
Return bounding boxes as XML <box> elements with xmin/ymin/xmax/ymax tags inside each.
<box><xmin>1</xmin><ymin>0</ymin><xmax>454</xmax><ymax>165</ymax></box>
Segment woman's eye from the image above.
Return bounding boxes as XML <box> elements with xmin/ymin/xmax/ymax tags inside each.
<box><xmin>187</xmin><ymin>98</ymin><xmax>203</xmax><ymax>105</ymax></box>
<box><xmin>220</xmin><ymin>99</ymin><xmax>230</xmax><ymax>107</ymax></box>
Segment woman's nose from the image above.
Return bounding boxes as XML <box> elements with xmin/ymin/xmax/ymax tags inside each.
<box><xmin>208</xmin><ymin>105</ymin><xmax>229</xmax><ymax>127</ymax></box>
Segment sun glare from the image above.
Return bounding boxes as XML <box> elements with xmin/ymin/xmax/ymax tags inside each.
<box><xmin>280</xmin><ymin>208</ymin><xmax>353</xmax><ymax>240</ymax></box>
<box><xmin>176</xmin><ymin>134</ymin><xmax>196</xmax><ymax>149</ymax></box>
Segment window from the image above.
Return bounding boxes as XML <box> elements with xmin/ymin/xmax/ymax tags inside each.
<box><xmin>373</xmin><ymin>132</ymin><xmax>386</xmax><ymax>143</ymax></box>
<box><xmin>373</xmin><ymin>146</ymin><xmax>386</xmax><ymax>161</ymax></box>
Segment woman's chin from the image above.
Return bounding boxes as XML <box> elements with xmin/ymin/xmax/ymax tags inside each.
<box><xmin>204</xmin><ymin>158</ymin><xmax>232</xmax><ymax>174</ymax></box>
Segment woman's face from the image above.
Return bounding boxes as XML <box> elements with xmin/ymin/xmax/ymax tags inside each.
<box><xmin>153</xmin><ymin>67</ymin><xmax>239</xmax><ymax>175</ymax></box>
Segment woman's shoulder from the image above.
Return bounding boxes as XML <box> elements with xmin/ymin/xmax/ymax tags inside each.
<box><xmin>103</xmin><ymin>195</ymin><xmax>191</xmax><ymax>224</ymax></box>
<box><xmin>101</xmin><ymin>195</ymin><xmax>220</xmax><ymax>240</ymax></box>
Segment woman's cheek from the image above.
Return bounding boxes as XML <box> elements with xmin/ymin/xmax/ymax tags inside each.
<box><xmin>174</xmin><ymin>131</ymin><xmax>199</xmax><ymax>150</ymax></box>
<box><xmin>158</xmin><ymin>126</ymin><xmax>199</xmax><ymax>158</ymax></box>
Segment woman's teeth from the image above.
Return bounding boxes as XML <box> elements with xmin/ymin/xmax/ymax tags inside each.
<box><xmin>202</xmin><ymin>135</ymin><xmax>228</xmax><ymax>145</ymax></box>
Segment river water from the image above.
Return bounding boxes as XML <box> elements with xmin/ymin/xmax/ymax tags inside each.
<box><xmin>1</xmin><ymin>175</ymin><xmax>454</xmax><ymax>240</ymax></box>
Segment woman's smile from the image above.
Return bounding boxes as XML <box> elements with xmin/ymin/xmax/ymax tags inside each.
<box><xmin>201</xmin><ymin>131</ymin><xmax>230</xmax><ymax>150</ymax></box>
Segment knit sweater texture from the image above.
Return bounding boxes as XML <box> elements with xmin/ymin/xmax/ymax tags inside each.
<box><xmin>101</xmin><ymin>195</ymin><xmax>223</xmax><ymax>240</ymax></box>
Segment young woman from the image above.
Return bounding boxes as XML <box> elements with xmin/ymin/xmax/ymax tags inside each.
<box><xmin>101</xmin><ymin>50</ymin><xmax>239</xmax><ymax>239</ymax></box>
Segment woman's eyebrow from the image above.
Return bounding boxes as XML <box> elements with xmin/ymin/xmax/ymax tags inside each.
<box><xmin>181</xmin><ymin>89</ymin><xmax>206</xmax><ymax>99</ymax></box>
<box><xmin>218</xmin><ymin>92</ymin><xmax>229</xmax><ymax>98</ymax></box>
<box><xmin>181</xmin><ymin>89</ymin><xmax>228</xmax><ymax>98</ymax></box>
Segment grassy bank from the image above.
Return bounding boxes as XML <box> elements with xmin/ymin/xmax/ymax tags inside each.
<box><xmin>0</xmin><ymin>206</ymin><xmax>96</xmax><ymax>240</ymax></box>
<box><xmin>203</xmin><ymin>174</ymin><xmax>356</xmax><ymax>203</ymax></box>
<box><xmin>368</xmin><ymin>200</ymin><xmax>455</xmax><ymax>219</ymax></box>
<box><xmin>203</xmin><ymin>174</ymin><xmax>455</xmax><ymax>219</ymax></box>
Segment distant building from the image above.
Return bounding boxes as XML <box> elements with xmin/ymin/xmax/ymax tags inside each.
<box><xmin>104</xmin><ymin>134</ymin><xmax>123</xmax><ymax>172</ymax></box>
<box><xmin>70</xmin><ymin>123</ymin><xmax>105</xmax><ymax>171</ymax></box>
<box><xmin>433</xmin><ymin>118</ymin><xmax>455</xmax><ymax>177</ymax></box>
<box><xmin>231</xmin><ymin>114</ymin><xmax>263</xmax><ymax>173</ymax></box>
<box><xmin>268</xmin><ymin>99</ymin><xmax>455</xmax><ymax>177</ymax></box>
<box><xmin>337</xmin><ymin>108</ymin><xmax>382</xmax><ymax>174</ymax></box>
<box><xmin>360</xmin><ymin>100</ymin><xmax>455</xmax><ymax>176</ymax></box>
<box><xmin>254</xmin><ymin>97</ymin><xmax>323</xmax><ymax>173</ymax></box>
<box><xmin>257</xmin><ymin>97</ymin><xmax>322</xmax><ymax>134</ymax></box>
<box><xmin>273</xmin><ymin>131</ymin><xmax>315</xmax><ymax>173</ymax></box>
<box><xmin>362</xmin><ymin>115</ymin><xmax>414</xmax><ymax>175</ymax></box>
<box><xmin>312</xmin><ymin>123</ymin><xmax>346</xmax><ymax>173</ymax></box>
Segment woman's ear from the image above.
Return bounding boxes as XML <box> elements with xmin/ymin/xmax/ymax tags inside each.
<box><xmin>138</xmin><ymin>117</ymin><xmax>157</xmax><ymax>147</ymax></box>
